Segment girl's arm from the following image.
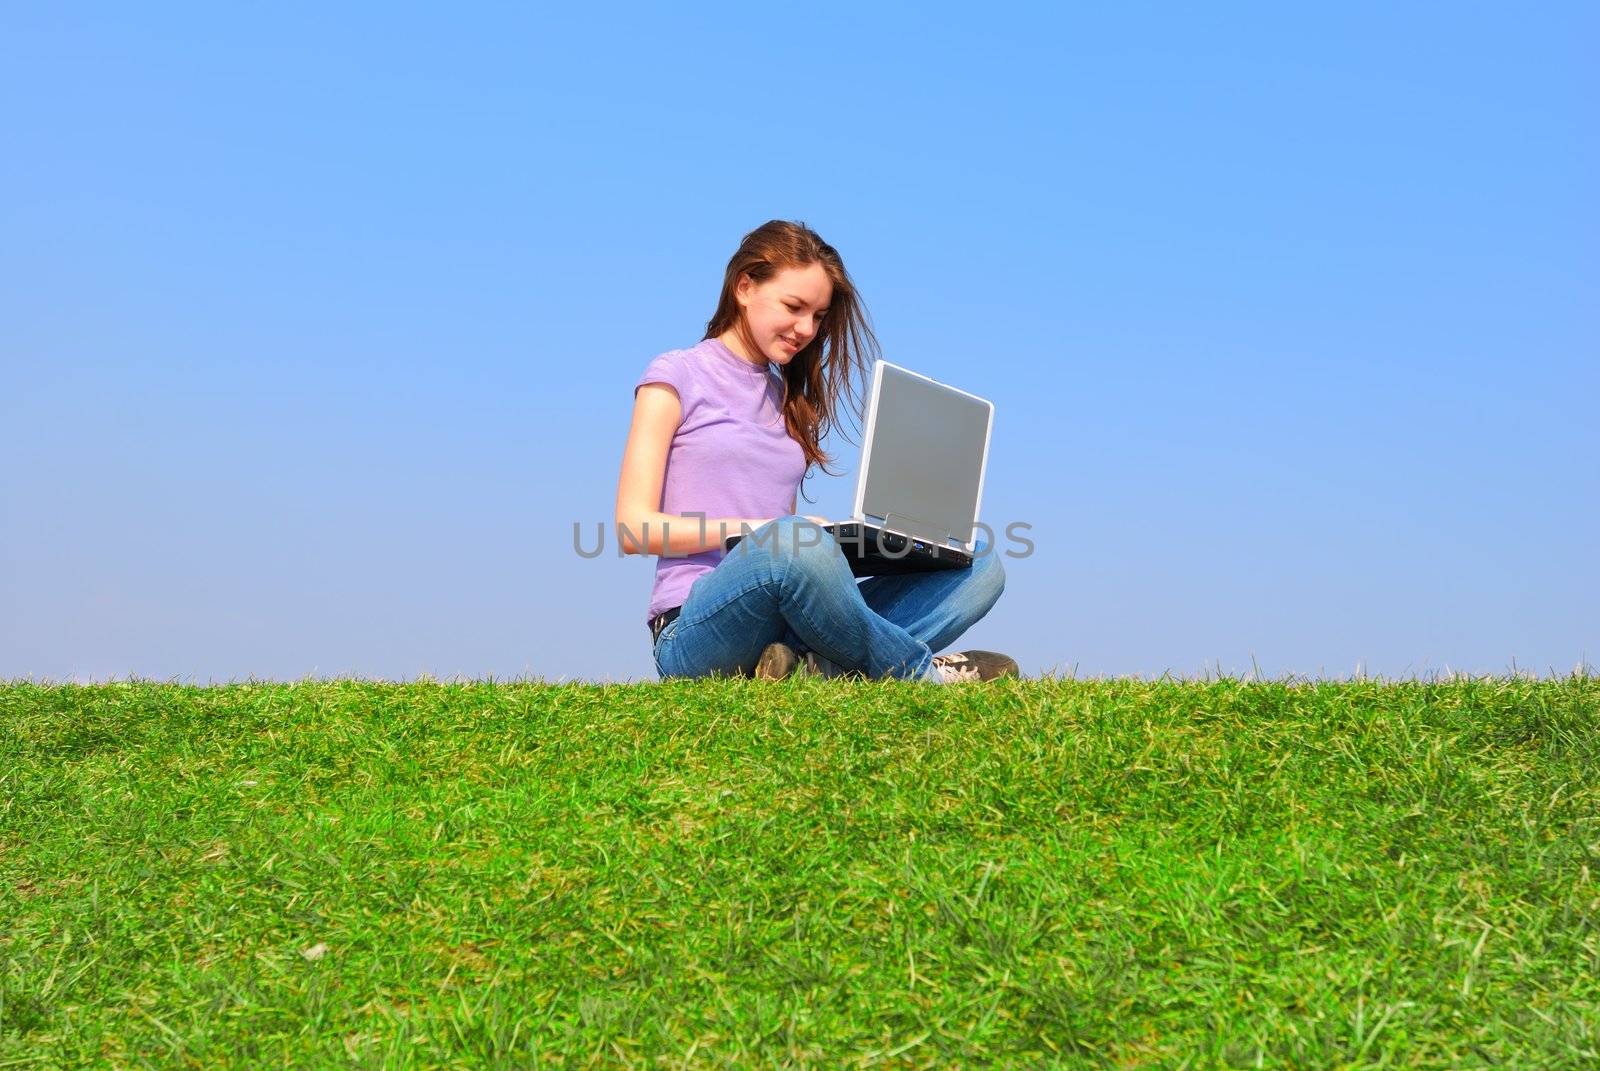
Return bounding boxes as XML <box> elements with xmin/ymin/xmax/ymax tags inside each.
<box><xmin>615</xmin><ymin>383</ymin><xmax>773</xmax><ymax>556</ymax></box>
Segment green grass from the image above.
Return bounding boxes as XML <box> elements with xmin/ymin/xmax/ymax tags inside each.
<box><xmin>2</xmin><ymin>677</ymin><xmax>1597</xmax><ymax>1068</ymax></box>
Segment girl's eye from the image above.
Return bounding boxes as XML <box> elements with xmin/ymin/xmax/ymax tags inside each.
<box><xmin>785</xmin><ymin>304</ymin><xmax>801</xmax><ymax>313</ymax></box>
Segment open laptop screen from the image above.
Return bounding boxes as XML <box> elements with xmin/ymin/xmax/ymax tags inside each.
<box><xmin>852</xmin><ymin>362</ymin><xmax>993</xmax><ymax>550</ymax></box>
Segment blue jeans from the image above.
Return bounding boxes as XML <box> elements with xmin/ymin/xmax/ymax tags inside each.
<box><xmin>653</xmin><ymin>515</ymin><xmax>1006</xmax><ymax>681</ymax></box>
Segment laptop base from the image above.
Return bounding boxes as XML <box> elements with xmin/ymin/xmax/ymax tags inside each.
<box><xmin>723</xmin><ymin>521</ymin><xmax>973</xmax><ymax>578</ymax></box>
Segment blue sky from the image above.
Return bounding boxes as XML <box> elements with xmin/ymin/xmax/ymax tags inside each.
<box><xmin>4</xmin><ymin>3</ymin><xmax>1595</xmax><ymax>682</ymax></box>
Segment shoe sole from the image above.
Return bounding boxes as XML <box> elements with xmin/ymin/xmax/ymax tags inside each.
<box><xmin>754</xmin><ymin>643</ymin><xmax>800</xmax><ymax>680</ymax></box>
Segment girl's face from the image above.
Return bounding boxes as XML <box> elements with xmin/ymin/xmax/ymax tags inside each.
<box><xmin>735</xmin><ymin>262</ymin><xmax>833</xmax><ymax>366</ymax></box>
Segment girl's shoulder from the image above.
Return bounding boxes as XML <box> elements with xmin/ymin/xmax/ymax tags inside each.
<box><xmin>643</xmin><ymin>338</ymin><xmax>715</xmax><ymax>367</ymax></box>
<box><xmin>641</xmin><ymin>339</ymin><xmax>729</xmax><ymax>381</ymax></box>
<box><xmin>637</xmin><ymin>341</ymin><xmax>718</xmax><ymax>402</ymax></box>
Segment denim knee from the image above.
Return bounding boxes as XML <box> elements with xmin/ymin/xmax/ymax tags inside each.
<box><xmin>971</xmin><ymin>538</ymin><xmax>1006</xmax><ymax>600</ymax></box>
<box><xmin>761</xmin><ymin>515</ymin><xmax>839</xmax><ymax>587</ymax></box>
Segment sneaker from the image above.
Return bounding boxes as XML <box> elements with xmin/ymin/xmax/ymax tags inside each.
<box><xmin>929</xmin><ymin>650</ymin><xmax>1019</xmax><ymax>682</ymax></box>
<box><xmin>754</xmin><ymin>642</ymin><xmax>801</xmax><ymax>680</ymax></box>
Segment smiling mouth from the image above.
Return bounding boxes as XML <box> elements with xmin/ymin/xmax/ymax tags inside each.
<box><xmin>780</xmin><ymin>337</ymin><xmax>801</xmax><ymax>350</ymax></box>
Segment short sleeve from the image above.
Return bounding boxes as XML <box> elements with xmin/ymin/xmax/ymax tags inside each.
<box><xmin>635</xmin><ymin>350</ymin><xmax>693</xmax><ymax>412</ymax></box>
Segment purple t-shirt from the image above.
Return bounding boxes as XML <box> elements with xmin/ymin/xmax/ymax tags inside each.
<box><xmin>635</xmin><ymin>338</ymin><xmax>806</xmax><ymax>623</ymax></box>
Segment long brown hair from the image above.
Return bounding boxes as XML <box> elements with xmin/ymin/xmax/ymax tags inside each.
<box><xmin>704</xmin><ymin>220</ymin><xmax>878</xmax><ymax>489</ymax></box>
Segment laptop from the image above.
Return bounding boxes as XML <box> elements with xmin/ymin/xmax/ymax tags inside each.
<box><xmin>724</xmin><ymin>359</ymin><xmax>994</xmax><ymax>577</ymax></box>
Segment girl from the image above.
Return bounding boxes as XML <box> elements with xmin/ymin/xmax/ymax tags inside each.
<box><xmin>615</xmin><ymin>220</ymin><xmax>1014</xmax><ymax>682</ymax></box>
